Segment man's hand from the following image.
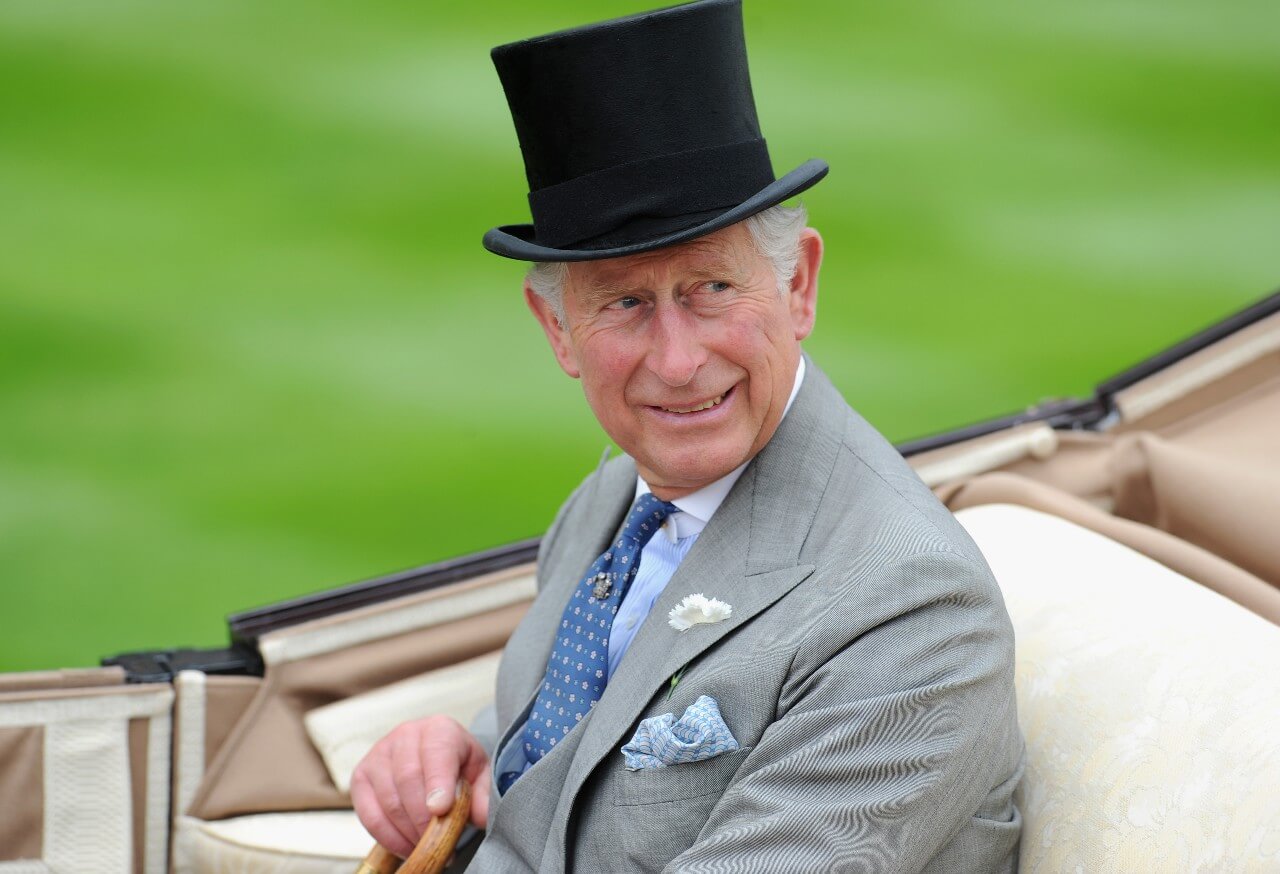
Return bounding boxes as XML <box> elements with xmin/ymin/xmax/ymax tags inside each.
<box><xmin>350</xmin><ymin>715</ymin><xmax>491</xmax><ymax>858</ymax></box>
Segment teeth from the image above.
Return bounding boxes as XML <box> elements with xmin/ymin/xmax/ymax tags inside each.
<box><xmin>662</xmin><ymin>394</ymin><xmax>724</xmax><ymax>414</ymax></box>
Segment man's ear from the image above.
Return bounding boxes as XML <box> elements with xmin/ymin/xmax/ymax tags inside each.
<box><xmin>787</xmin><ymin>228</ymin><xmax>823</xmax><ymax>342</ymax></box>
<box><xmin>524</xmin><ymin>281</ymin><xmax>581</xmax><ymax>379</ymax></box>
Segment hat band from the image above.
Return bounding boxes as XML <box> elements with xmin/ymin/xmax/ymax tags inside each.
<box><xmin>528</xmin><ymin>139</ymin><xmax>774</xmax><ymax>250</ymax></box>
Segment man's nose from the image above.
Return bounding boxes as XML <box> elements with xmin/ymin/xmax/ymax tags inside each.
<box><xmin>645</xmin><ymin>304</ymin><xmax>707</xmax><ymax>387</ymax></box>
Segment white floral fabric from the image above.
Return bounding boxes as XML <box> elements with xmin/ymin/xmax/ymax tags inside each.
<box><xmin>957</xmin><ymin>504</ymin><xmax>1280</xmax><ymax>873</ymax></box>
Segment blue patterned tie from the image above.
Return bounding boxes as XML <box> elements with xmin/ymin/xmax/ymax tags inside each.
<box><xmin>502</xmin><ymin>493</ymin><xmax>678</xmax><ymax>789</ymax></box>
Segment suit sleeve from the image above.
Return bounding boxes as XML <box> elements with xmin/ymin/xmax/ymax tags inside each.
<box><xmin>661</xmin><ymin>550</ymin><xmax>1023</xmax><ymax>874</ymax></box>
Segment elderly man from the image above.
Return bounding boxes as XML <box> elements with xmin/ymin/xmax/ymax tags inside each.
<box><xmin>352</xmin><ymin>1</ymin><xmax>1023</xmax><ymax>871</ymax></box>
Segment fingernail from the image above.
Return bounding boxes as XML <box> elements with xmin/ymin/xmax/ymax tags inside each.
<box><xmin>426</xmin><ymin>788</ymin><xmax>446</xmax><ymax>807</ymax></box>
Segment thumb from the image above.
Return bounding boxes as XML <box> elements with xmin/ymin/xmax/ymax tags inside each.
<box><xmin>424</xmin><ymin>779</ymin><xmax>462</xmax><ymax>818</ymax></box>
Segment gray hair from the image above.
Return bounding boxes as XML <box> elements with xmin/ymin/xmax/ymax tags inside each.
<box><xmin>526</xmin><ymin>203</ymin><xmax>808</xmax><ymax>323</ymax></box>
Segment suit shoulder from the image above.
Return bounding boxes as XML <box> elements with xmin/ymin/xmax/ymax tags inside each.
<box><xmin>809</xmin><ymin>408</ymin><xmax>991</xmax><ymax>573</ymax></box>
<box><xmin>792</xmin><ymin>415</ymin><xmax>1013</xmax><ymax>676</ymax></box>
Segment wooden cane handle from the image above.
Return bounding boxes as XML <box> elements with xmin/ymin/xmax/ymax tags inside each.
<box><xmin>356</xmin><ymin>781</ymin><xmax>472</xmax><ymax>874</ymax></box>
<box><xmin>356</xmin><ymin>844</ymin><xmax>405</xmax><ymax>874</ymax></box>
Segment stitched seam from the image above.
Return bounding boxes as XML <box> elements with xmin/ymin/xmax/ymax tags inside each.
<box><xmin>792</xmin><ymin>548</ymin><xmax>980</xmax><ymax>662</ymax></box>
<box><xmin>840</xmin><ymin>435</ymin><xmax>966</xmax><ymax>555</ymax></box>
<box><xmin>613</xmin><ymin>784</ymin><xmax>725</xmax><ymax>807</ymax></box>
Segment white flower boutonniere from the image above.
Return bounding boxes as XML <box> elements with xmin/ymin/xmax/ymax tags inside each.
<box><xmin>668</xmin><ymin>593</ymin><xmax>732</xmax><ymax>631</ymax></box>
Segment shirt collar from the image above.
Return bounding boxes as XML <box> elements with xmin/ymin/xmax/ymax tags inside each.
<box><xmin>636</xmin><ymin>356</ymin><xmax>807</xmax><ymax>542</ymax></box>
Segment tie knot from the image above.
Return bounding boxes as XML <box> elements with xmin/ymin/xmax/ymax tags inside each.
<box><xmin>621</xmin><ymin>493</ymin><xmax>679</xmax><ymax>548</ymax></box>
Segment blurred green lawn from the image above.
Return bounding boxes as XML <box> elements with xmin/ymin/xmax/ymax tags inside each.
<box><xmin>2</xmin><ymin>1</ymin><xmax>1277</xmax><ymax>671</ymax></box>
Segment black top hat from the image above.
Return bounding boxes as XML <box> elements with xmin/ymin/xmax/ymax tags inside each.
<box><xmin>483</xmin><ymin>0</ymin><xmax>827</xmax><ymax>262</ymax></box>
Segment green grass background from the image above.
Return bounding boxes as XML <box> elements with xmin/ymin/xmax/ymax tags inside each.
<box><xmin>2</xmin><ymin>1</ymin><xmax>1277</xmax><ymax>671</ymax></box>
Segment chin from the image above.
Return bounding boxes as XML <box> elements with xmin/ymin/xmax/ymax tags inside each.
<box><xmin>643</xmin><ymin>444</ymin><xmax>749</xmax><ymax>492</ymax></box>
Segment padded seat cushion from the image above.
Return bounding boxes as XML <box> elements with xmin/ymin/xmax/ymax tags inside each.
<box><xmin>181</xmin><ymin>810</ymin><xmax>370</xmax><ymax>874</ymax></box>
<box><xmin>956</xmin><ymin>504</ymin><xmax>1280</xmax><ymax>872</ymax></box>
<box><xmin>305</xmin><ymin>650</ymin><xmax>502</xmax><ymax>793</ymax></box>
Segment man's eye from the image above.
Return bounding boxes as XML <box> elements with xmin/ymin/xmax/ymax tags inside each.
<box><xmin>610</xmin><ymin>296</ymin><xmax>642</xmax><ymax>310</ymax></box>
<box><xmin>704</xmin><ymin>281</ymin><xmax>731</xmax><ymax>293</ymax></box>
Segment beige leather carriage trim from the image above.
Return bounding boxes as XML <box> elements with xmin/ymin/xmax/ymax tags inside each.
<box><xmin>174</xmin><ymin>671</ymin><xmax>207</xmax><ymax>817</ymax></box>
<box><xmin>0</xmin><ymin>686</ymin><xmax>172</xmax><ymax>874</ymax></box>
<box><xmin>144</xmin><ymin>707</ymin><xmax>172</xmax><ymax>874</ymax></box>
<box><xmin>47</xmin><ymin>717</ymin><xmax>130</xmax><ymax>872</ymax></box>
<box><xmin>172</xmin><ymin>815</ymin><xmax>199</xmax><ymax>874</ymax></box>
<box><xmin>171</xmin><ymin>674</ymin><xmax>207</xmax><ymax>874</ymax></box>
<box><xmin>913</xmin><ymin>424</ymin><xmax>1059</xmax><ymax>487</ymax></box>
<box><xmin>259</xmin><ymin>570</ymin><xmax>537</xmax><ymax>666</ymax></box>
<box><xmin>0</xmin><ymin>686</ymin><xmax>172</xmax><ymax>726</ymax></box>
<box><xmin>0</xmin><ymin>666</ymin><xmax>124</xmax><ymax>696</ymax></box>
<box><xmin>0</xmin><ymin>862</ymin><xmax>52</xmax><ymax>873</ymax></box>
<box><xmin>305</xmin><ymin>650</ymin><xmax>503</xmax><ymax>792</ymax></box>
<box><xmin>1116</xmin><ymin>313</ymin><xmax>1280</xmax><ymax>423</ymax></box>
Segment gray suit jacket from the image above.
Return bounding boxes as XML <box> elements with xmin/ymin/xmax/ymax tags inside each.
<box><xmin>469</xmin><ymin>362</ymin><xmax>1023</xmax><ymax>873</ymax></box>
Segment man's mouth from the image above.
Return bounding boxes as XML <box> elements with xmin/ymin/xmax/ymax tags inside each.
<box><xmin>661</xmin><ymin>394</ymin><xmax>723</xmax><ymax>414</ymax></box>
<box><xmin>655</xmin><ymin>386</ymin><xmax>732</xmax><ymax>415</ymax></box>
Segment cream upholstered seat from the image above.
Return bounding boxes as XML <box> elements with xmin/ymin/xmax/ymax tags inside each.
<box><xmin>956</xmin><ymin>504</ymin><xmax>1280</xmax><ymax>872</ymax></box>
<box><xmin>181</xmin><ymin>810</ymin><xmax>370</xmax><ymax>874</ymax></box>
<box><xmin>173</xmin><ymin>653</ymin><xmax>502</xmax><ymax>873</ymax></box>
<box><xmin>177</xmin><ymin>505</ymin><xmax>1280</xmax><ymax>872</ymax></box>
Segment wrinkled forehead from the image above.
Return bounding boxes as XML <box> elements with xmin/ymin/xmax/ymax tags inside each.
<box><xmin>568</xmin><ymin>223</ymin><xmax>761</xmax><ymax>294</ymax></box>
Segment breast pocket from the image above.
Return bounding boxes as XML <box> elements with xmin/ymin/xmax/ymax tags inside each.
<box><xmin>605</xmin><ymin>748</ymin><xmax>752</xmax><ymax>872</ymax></box>
<box><xmin>613</xmin><ymin>746</ymin><xmax>751</xmax><ymax>807</ymax></box>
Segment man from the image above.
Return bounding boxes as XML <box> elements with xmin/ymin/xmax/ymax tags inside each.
<box><xmin>352</xmin><ymin>1</ymin><xmax>1024</xmax><ymax>870</ymax></box>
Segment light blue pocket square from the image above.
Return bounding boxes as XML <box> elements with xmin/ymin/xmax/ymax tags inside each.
<box><xmin>621</xmin><ymin>695</ymin><xmax>740</xmax><ymax>770</ymax></box>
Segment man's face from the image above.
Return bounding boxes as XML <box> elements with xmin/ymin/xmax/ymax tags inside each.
<box><xmin>527</xmin><ymin>222</ymin><xmax>822</xmax><ymax>499</ymax></box>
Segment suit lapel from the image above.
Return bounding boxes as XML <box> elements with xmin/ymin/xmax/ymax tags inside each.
<box><xmin>498</xmin><ymin>452</ymin><xmax>638</xmax><ymax>730</ymax></box>
<box><xmin>555</xmin><ymin>359</ymin><xmax>848</xmax><ymax>818</ymax></box>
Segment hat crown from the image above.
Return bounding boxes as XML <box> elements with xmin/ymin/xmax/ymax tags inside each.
<box><xmin>492</xmin><ymin>0</ymin><xmax>763</xmax><ymax>192</ymax></box>
<box><xmin>482</xmin><ymin>0</ymin><xmax>827</xmax><ymax>261</ymax></box>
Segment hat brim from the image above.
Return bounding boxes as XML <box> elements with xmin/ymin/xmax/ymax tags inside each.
<box><xmin>482</xmin><ymin>158</ymin><xmax>828</xmax><ymax>262</ymax></box>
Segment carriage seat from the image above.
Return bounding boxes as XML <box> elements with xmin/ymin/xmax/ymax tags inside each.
<box><xmin>173</xmin><ymin>504</ymin><xmax>1280</xmax><ymax>872</ymax></box>
<box><xmin>956</xmin><ymin>503</ymin><xmax>1280</xmax><ymax>871</ymax></box>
